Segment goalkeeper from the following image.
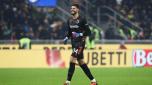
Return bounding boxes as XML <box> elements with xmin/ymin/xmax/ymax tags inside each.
<box><xmin>63</xmin><ymin>4</ymin><xmax>98</xmax><ymax>85</ymax></box>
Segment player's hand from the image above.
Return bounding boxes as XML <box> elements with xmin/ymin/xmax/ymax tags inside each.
<box><xmin>72</xmin><ymin>32</ymin><xmax>83</xmax><ymax>38</ymax></box>
<box><xmin>63</xmin><ymin>37</ymin><xmax>68</xmax><ymax>44</ymax></box>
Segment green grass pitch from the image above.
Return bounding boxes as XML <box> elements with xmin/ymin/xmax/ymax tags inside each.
<box><xmin>0</xmin><ymin>68</ymin><xmax>152</xmax><ymax>85</ymax></box>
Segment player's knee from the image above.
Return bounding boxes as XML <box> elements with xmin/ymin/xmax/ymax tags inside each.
<box><xmin>78</xmin><ymin>59</ymin><xmax>85</xmax><ymax>65</ymax></box>
<box><xmin>70</xmin><ymin>56</ymin><xmax>77</xmax><ymax>63</ymax></box>
<box><xmin>70</xmin><ymin>60</ymin><xmax>76</xmax><ymax>64</ymax></box>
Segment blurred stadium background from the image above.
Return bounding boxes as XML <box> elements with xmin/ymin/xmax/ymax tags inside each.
<box><xmin>0</xmin><ymin>0</ymin><xmax>152</xmax><ymax>85</ymax></box>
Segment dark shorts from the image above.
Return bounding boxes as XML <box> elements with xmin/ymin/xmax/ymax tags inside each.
<box><xmin>71</xmin><ymin>40</ymin><xmax>85</xmax><ymax>60</ymax></box>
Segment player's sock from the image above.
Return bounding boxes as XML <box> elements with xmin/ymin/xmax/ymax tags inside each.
<box><xmin>64</xmin><ymin>80</ymin><xmax>70</xmax><ymax>85</ymax></box>
<box><xmin>91</xmin><ymin>79</ymin><xmax>96</xmax><ymax>82</ymax></box>
<box><xmin>66</xmin><ymin>80</ymin><xmax>70</xmax><ymax>84</ymax></box>
<box><xmin>80</xmin><ymin>64</ymin><xmax>94</xmax><ymax>80</ymax></box>
<box><xmin>67</xmin><ymin>62</ymin><xmax>75</xmax><ymax>81</ymax></box>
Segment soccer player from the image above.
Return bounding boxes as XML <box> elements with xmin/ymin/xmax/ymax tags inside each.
<box><xmin>63</xmin><ymin>4</ymin><xmax>98</xmax><ymax>85</ymax></box>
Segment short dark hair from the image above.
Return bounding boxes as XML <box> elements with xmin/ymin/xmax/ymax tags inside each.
<box><xmin>72</xmin><ymin>4</ymin><xmax>80</xmax><ymax>9</ymax></box>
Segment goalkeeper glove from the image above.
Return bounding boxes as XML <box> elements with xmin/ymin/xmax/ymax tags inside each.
<box><xmin>72</xmin><ymin>32</ymin><xmax>83</xmax><ymax>38</ymax></box>
<box><xmin>63</xmin><ymin>37</ymin><xmax>68</xmax><ymax>44</ymax></box>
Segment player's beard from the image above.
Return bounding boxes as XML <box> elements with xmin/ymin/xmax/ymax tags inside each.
<box><xmin>71</xmin><ymin>11</ymin><xmax>77</xmax><ymax>16</ymax></box>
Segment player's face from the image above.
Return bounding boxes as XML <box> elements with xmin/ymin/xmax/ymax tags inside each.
<box><xmin>71</xmin><ymin>6</ymin><xmax>79</xmax><ymax>15</ymax></box>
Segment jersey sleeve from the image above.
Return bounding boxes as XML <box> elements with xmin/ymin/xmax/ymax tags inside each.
<box><xmin>83</xmin><ymin>18</ymin><xmax>91</xmax><ymax>36</ymax></box>
<box><xmin>66</xmin><ymin>19</ymin><xmax>72</xmax><ymax>38</ymax></box>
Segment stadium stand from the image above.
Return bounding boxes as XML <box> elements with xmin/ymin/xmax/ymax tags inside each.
<box><xmin>0</xmin><ymin>0</ymin><xmax>152</xmax><ymax>40</ymax></box>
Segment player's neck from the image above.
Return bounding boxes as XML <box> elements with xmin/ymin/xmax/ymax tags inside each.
<box><xmin>72</xmin><ymin>13</ymin><xmax>79</xmax><ymax>19</ymax></box>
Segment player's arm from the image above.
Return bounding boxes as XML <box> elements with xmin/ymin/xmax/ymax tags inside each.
<box><xmin>64</xmin><ymin>20</ymin><xmax>71</xmax><ymax>44</ymax></box>
<box><xmin>66</xmin><ymin>20</ymin><xmax>72</xmax><ymax>38</ymax></box>
<box><xmin>83</xmin><ymin>17</ymin><xmax>91</xmax><ymax>37</ymax></box>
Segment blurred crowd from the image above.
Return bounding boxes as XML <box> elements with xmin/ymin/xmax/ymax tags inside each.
<box><xmin>0</xmin><ymin>0</ymin><xmax>152</xmax><ymax>40</ymax></box>
<box><xmin>0</xmin><ymin>0</ymin><xmax>65</xmax><ymax>40</ymax></box>
<box><xmin>89</xmin><ymin>0</ymin><xmax>152</xmax><ymax>40</ymax></box>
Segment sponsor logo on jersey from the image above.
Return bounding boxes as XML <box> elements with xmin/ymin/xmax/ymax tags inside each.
<box><xmin>70</xmin><ymin>25</ymin><xmax>79</xmax><ymax>29</ymax></box>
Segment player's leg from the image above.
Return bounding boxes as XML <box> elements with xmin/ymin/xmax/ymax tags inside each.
<box><xmin>76</xmin><ymin>45</ymin><xmax>98</xmax><ymax>85</ymax></box>
<box><xmin>78</xmin><ymin>59</ymin><xmax>97</xmax><ymax>85</ymax></box>
<box><xmin>67</xmin><ymin>56</ymin><xmax>77</xmax><ymax>81</ymax></box>
<box><xmin>64</xmin><ymin>54</ymin><xmax>77</xmax><ymax>85</ymax></box>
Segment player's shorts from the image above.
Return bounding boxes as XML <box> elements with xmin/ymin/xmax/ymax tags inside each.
<box><xmin>71</xmin><ymin>40</ymin><xmax>85</xmax><ymax>60</ymax></box>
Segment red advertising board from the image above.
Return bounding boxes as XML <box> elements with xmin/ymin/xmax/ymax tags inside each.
<box><xmin>133</xmin><ymin>49</ymin><xmax>152</xmax><ymax>67</ymax></box>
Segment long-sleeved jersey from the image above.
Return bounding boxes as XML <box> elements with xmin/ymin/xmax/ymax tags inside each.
<box><xmin>66</xmin><ymin>15</ymin><xmax>91</xmax><ymax>42</ymax></box>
